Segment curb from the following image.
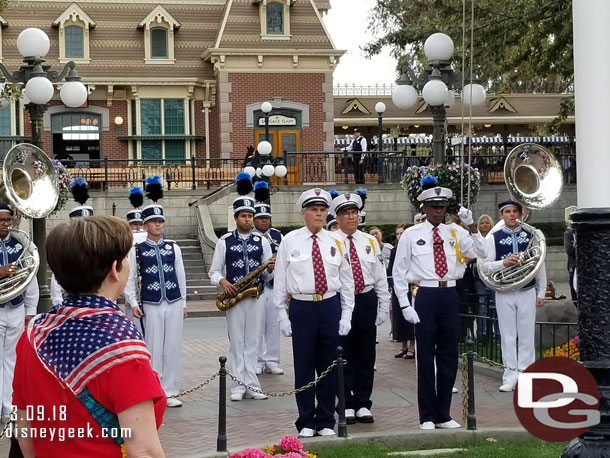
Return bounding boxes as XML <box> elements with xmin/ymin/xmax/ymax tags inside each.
<box><xmin>184</xmin><ymin>426</ymin><xmax>532</xmax><ymax>458</ymax></box>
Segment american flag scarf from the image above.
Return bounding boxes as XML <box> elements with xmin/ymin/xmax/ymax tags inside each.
<box><xmin>27</xmin><ymin>295</ymin><xmax>150</xmax><ymax>395</ymax></box>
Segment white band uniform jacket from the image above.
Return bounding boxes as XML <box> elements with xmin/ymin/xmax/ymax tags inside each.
<box><xmin>273</xmin><ymin>227</ymin><xmax>355</xmax><ymax>316</ymax></box>
<box><xmin>479</xmin><ymin>226</ymin><xmax>547</xmax><ymax>298</ymax></box>
<box><xmin>392</xmin><ymin>221</ymin><xmax>487</xmax><ymax>308</ymax></box>
<box><xmin>332</xmin><ymin>229</ymin><xmax>391</xmax><ymax>313</ymax></box>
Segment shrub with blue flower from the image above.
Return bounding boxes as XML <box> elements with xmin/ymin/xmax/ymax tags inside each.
<box><xmin>400</xmin><ymin>163</ymin><xmax>481</xmax><ymax>215</ymax></box>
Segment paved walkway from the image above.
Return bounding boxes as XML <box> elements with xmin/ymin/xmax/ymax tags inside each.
<box><xmin>0</xmin><ymin>318</ymin><xmax>521</xmax><ymax>457</ymax></box>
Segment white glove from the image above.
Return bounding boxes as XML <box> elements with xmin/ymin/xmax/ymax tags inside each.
<box><xmin>278</xmin><ymin>308</ymin><xmax>292</xmax><ymax>337</ymax></box>
<box><xmin>338</xmin><ymin>318</ymin><xmax>352</xmax><ymax>336</ymax></box>
<box><xmin>375</xmin><ymin>310</ymin><xmax>389</xmax><ymax>326</ymax></box>
<box><xmin>401</xmin><ymin>306</ymin><xmax>420</xmax><ymax>324</ymax></box>
<box><xmin>457</xmin><ymin>206</ymin><xmax>474</xmax><ymax>225</ymax></box>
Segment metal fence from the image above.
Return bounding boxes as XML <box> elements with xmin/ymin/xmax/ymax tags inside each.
<box><xmin>459</xmin><ymin>293</ymin><xmax>578</xmax><ymax>364</ymax></box>
<box><xmin>55</xmin><ymin>152</ymin><xmax>577</xmax><ymax>190</ymax></box>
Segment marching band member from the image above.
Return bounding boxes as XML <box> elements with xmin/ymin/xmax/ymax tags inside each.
<box><xmin>252</xmin><ymin>181</ymin><xmax>284</xmax><ymax>376</ymax></box>
<box><xmin>330</xmin><ymin>192</ymin><xmax>390</xmax><ymax>424</ymax></box>
<box><xmin>0</xmin><ymin>203</ymin><xmax>38</xmax><ymax>421</ymax></box>
<box><xmin>50</xmin><ymin>178</ymin><xmax>94</xmax><ymax>307</ymax></box>
<box><xmin>326</xmin><ymin>213</ymin><xmax>339</xmax><ymax>232</ymax></box>
<box><xmin>479</xmin><ymin>199</ymin><xmax>547</xmax><ymax>392</ymax></box>
<box><xmin>124</xmin><ymin>176</ymin><xmax>187</xmax><ymax>408</ymax></box>
<box><xmin>392</xmin><ymin>176</ymin><xmax>486</xmax><ymax>430</ymax></box>
<box><xmin>274</xmin><ymin>188</ymin><xmax>355</xmax><ymax>438</ymax></box>
<box><xmin>208</xmin><ymin>173</ymin><xmax>274</xmax><ymax>401</ymax></box>
<box><xmin>125</xmin><ymin>186</ymin><xmax>145</xmax><ymax>332</ymax></box>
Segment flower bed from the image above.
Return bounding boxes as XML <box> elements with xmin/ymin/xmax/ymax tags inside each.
<box><xmin>543</xmin><ymin>336</ymin><xmax>579</xmax><ymax>360</ymax></box>
<box><xmin>229</xmin><ymin>436</ymin><xmax>316</xmax><ymax>458</ymax></box>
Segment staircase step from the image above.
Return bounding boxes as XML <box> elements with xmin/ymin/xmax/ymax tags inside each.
<box><xmin>175</xmin><ymin>239</ymin><xmax>200</xmax><ymax>247</ymax></box>
<box><xmin>183</xmin><ymin>259</ymin><xmax>206</xmax><ymax>266</ymax></box>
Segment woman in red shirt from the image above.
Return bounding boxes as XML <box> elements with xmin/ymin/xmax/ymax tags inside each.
<box><xmin>13</xmin><ymin>216</ymin><xmax>166</xmax><ymax>457</ymax></box>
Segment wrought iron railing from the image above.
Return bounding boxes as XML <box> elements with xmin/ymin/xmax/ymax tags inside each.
<box><xmin>58</xmin><ymin>152</ymin><xmax>577</xmax><ymax>190</ymax></box>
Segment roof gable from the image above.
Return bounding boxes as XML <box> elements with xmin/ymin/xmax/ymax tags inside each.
<box><xmin>138</xmin><ymin>4</ymin><xmax>181</xmax><ymax>30</ymax></box>
<box><xmin>53</xmin><ymin>3</ymin><xmax>97</xmax><ymax>29</ymax></box>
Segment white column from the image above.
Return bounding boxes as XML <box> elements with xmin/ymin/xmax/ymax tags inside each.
<box><xmin>573</xmin><ymin>0</ymin><xmax>610</xmax><ymax>208</ymax></box>
<box><xmin>203</xmin><ymin>102</ymin><xmax>211</xmax><ymax>160</ymax></box>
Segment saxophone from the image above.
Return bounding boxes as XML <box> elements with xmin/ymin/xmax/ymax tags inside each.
<box><xmin>215</xmin><ymin>255</ymin><xmax>276</xmax><ymax>311</ymax></box>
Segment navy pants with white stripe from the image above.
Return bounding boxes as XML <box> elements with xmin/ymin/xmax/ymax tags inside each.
<box><xmin>289</xmin><ymin>294</ymin><xmax>341</xmax><ymax>432</ymax></box>
<box><xmin>414</xmin><ymin>287</ymin><xmax>460</xmax><ymax>424</ymax></box>
<box><xmin>341</xmin><ymin>289</ymin><xmax>377</xmax><ymax>411</ymax></box>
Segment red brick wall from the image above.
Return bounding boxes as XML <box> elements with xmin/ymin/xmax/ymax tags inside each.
<box><xmin>228</xmin><ymin>73</ymin><xmax>326</xmax><ymax>158</ymax></box>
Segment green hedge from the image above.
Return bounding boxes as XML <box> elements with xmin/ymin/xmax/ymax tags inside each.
<box><xmin>214</xmin><ymin>221</ymin><xmax>567</xmax><ymax>247</ymax></box>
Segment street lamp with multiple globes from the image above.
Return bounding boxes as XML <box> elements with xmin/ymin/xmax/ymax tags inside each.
<box><xmin>392</xmin><ymin>32</ymin><xmax>486</xmax><ymax>164</ymax></box>
<box><xmin>261</xmin><ymin>101</ymin><xmax>272</xmax><ymax>142</ymax></box>
<box><xmin>0</xmin><ymin>27</ymin><xmax>88</xmax><ymax>309</ymax></box>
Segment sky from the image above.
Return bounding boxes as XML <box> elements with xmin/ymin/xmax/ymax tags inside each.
<box><xmin>323</xmin><ymin>0</ymin><xmax>398</xmax><ymax>86</ymax></box>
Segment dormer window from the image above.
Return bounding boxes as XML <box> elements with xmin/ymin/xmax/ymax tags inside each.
<box><xmin>138</xmin><ymin>5</ymin><xmax>180</xmax><ymax>64</ymax></box>
<box><xmin>53</xmin><ymin>3</ymin><xmax>96</xmax><ymax>63</ymax></box>
<box><xmin>150</xmin><ymin>27</ymin><xmax>168</xmax><ymax>59</ymax></box>
<box><xmin>255</xmin><ymin>0</ymin><xmax>291</xmax><ymax>40</ymax></box>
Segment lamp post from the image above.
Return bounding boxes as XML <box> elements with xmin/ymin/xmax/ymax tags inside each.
<box><xmin>375</xmin><ymin>102</ymin><xmax>386</xmax><ymax>184</ymax></box>
<box><xmin>261</xmin><ymin>101</ymin><xmax>272</xmax><ymax>143</ymax></box>
<box><xmin>244</xmin><ymin>140</ymin><xmax>287</xmax><ymax>202</ymax></box>
<box><xmin>0</xmin><ymin>27</ymin><xmax>88</xmax><ymax>311</ymax></box>
<box><xmin>562</xmin><ymin>1</ymin><xmax>610</xmax><ymax>456</ymax></box>
<box><xmin>391</xmin><ymin>33</ymin><xmax>486</xmax><ymax>164</ymax></box>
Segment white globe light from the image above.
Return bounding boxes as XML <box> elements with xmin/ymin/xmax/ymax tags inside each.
<box><xmin>60</xmin><ymin>81</ymin><xmax>88</xmax><ymax>107</ymax></box>
<box><xmin>462</xmin><ymin>83</ymin><xmax>487</xmax><ymax>107</ymax></box>
<box><xmin>262</xmin><ymin>164</ymin><xmax>275</xmax><ymax>177</ymax></box>
<box><xmin>275</xmin><ymin>164</ymin><xmax>287</xmax><ymax>177</ymax></box>
<box><xmin>257</xmin><ymin>140</ymin><xmax>273</xmax><ymax>156</ymax></box>
<box><xmin>424</xmin><ymin>33</ymin><xmax>454</xmax><ymax>61</ymax></box>
<box><xmin>422</xmin><ymin>79</ymin><xmax>448</xmax><ymax>106</ymax></box>
<box><xmin>375</xmin><ymin>102</ymin><xmax>386</xmax><ymax>114</ymax></box>
<box><xmin>392</xmin><ymin>84</ymin><xmax>418</xmax><ymax>109</ymax></box>
<box><xmin>25</xmin><ymin>77</ymin><xmax>54</xmax><ymax>105</ymax></box>
<box><xmin>445</xmin><ymin>90</ymin><xmax>455</xmax><ymax>109</ymax></box>
<box><xmin>261</xmin><ymin>101</ymin><xmax>272</xmax><ymax>113</ymax></box>
<box><xmin>256</xmin><ymin>168</ymin><xmax>263</xmax><ymax>177</ymax></box>
<box><xmin>244</xmin><ymin>165</ymin><xmax>256</xmax><ymax>177</ymax></box>
<box><xmin>17</xmin><ymin>28</ymin><xmax>50</xmax><ymax>58</ymax></box>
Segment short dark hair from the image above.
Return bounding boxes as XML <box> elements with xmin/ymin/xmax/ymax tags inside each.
<box><xmin>47</xmin><ymin>216</ymin><xmax>133</xmax><ymax>296</ymax></box>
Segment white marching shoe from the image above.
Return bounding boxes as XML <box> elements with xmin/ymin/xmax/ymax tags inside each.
<box><xmin>167</xmin><ymin>398</ymin><xmax>183</xmax><ymax>408</ymax></box>
<box><xmin>316</xmin><ymin>428</ymin><xmax>336</xmax><ymax>437</ymax></box>
<box><xmin>265</xmin><ymin>366</ymin><xmax>285</xmax><ymax>375</ymax></box>
<box><xmin>230</xmin><ymin>392</ymin><xmax>244</xmax><ymax>401</ymax></box>
<box><xmin>298</xmin><ymin>428</ymin><xmax>315</xmax><ymax>438</ymax></box>
<box><xmin>420</xmin><ymin>421</ymin><xmax>435</xmax><ymax>430</ymax></box>
<box><xmin>452</xmin><ymin>387</ymin><xmax>458</xmax><ymax>394</ymax></box>
<box><xmin>499</xmin><ymin>383</ymin><xmax>515</xmax><ymax>392</ymax></box>
<box><xmin>436</xmin><ymin>419</ymin><xmax>461</xmax><ymax>429</ymax></box>
<box><xmin>244</xmin><ymin>390</ymin><xmax>268</xmax><ymax>400</ymax></box>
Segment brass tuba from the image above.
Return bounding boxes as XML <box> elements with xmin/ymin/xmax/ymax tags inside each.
<box><xmin>0</xmin><ymin>143</ymin><xmax>59</xmax><ymax>303</ymax></box>
<box><xmin>477</xmin><ymin>143</ymin><xmax>563</xmax><ymax>292</ymax></box>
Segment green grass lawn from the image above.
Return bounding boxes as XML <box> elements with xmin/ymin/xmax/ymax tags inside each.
<box><xmin>312</xmin><ymin>440</ymin><xmax>566</xmax><ymax>458</ymax></box>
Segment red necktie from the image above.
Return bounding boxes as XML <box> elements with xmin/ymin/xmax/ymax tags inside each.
<box><xmin>348</xmin><ymin>235</ymin><xmax>365</xmax><ymax>294</ymax></box>
<box><xmin>432</xmin><ymin>226</ymin><xmax>448</xmax><ymax>278</ymax></box>
<box><xmin>311</xmin><ymin>234</ymin><xmax>328</xmax><ymax>296</ymax></box>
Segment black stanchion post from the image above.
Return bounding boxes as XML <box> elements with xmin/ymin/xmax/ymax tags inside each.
<box><xmin>112</xmin><ymin>202</ymin><xmax>116</xmax><ymax>216</ymax></box>
<box><xmin>217</xmin><ymin>356</ymin><xmax>227</xmax><ymax>452</ymax></box>
<box><xmin>466</xmin><ymin>337</ymin><xmax>477</xmax><ymax>431</ymax></box>
<box><xmin>336</xmin><ymin>346</ymin><xmax>348</xmax><ymax>438</ymax></box>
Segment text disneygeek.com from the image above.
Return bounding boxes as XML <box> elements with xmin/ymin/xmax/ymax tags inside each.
<box><xmin>6</xmin><ymin>425</ymin><xmax>132</xmax><ymax>442</ymax></box>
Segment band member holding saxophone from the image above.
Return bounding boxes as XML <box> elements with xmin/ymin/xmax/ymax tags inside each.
<box><xmin>124</xmin><ymin>176</ymin><xmax>187</xmax><ymax>408</ymax></box>
<box><xmin>208</xmin><ymin>173</ymin><xmax>274</xmax><ymax>401</ymax></box>
<box><xmin>252</xmin><ymin>181</ymin><xmax>285</xmax><ymax>376</ymax></box>
<box><xmin>479</xmin><ymin>199</ymin><xmax>547</xmax><ymax>392</ymax></box>
<box><xmin>274</xmin><ymin>188</ymin><xmax>354</xmax><ymax>438</ymax></box>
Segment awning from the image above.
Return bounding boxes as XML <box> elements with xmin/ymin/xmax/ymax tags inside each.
<box><xmin>118</xmin><ymin>134</ymin><xmax>205</xmax><ymax>141</ymax></box>
<box><xmin>451</xmin><ymin>136</ymin><xmax>503</xmax><ymax>145</ymax></box>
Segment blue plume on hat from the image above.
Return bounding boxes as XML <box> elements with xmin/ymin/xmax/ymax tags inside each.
<box><xmin>355</xmin><ymin>188</ymin><xmax>367</xmax><ymax>210</ymax></box>
<box><xmin>329</xmin><ymin>189</ymin><xmax>340</xmax><ymax>199</ymax></box>
<box><xmin>70</xmin><ymin>177</ymin><xmax>89</xmax><ymax>205</ymax></box>
<box><xmin>254</xmin><ymin>180</ymin><xmax>269</xmax><ymax>202</ymax></box>
<box><xmin>420</xmin><ymin>176</ymin><xmax>438</xmax><ymax>190</ymax></box>
<box><xmin>236</xmin><ymin>172</ymin><xmax>253</xmax><ymax>196</ymax></box>
<box><xmin>145</xmin><ymin>176</ymin><xmax>163</xmax><ymax>203</ymax></box>
<box><xmin>128</xmin><ymin>186</ymin><xmax>144</xmax><ymax>209</ymax></box>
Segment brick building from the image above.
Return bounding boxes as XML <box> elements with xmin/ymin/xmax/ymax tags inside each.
<box><xmin>0</xmin><ymin>0</ymin><xmax>340</xmax><ymax>167</ymax></box>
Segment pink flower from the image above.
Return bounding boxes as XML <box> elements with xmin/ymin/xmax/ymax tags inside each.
<box><xmin>570</xmin><ymin>336</ymin><xmax>579</xmax><ymax>345</ymax></box>
<box><xmin>279</xmin><ymin>435</ymin><xmax>303</xmax><ymax>452</ymax></box>
<box><xmin>237</xmin><ymin>448</ymin><xmax>273</xmax><ymax>458</ymax></box>
<box><xmin>275</xmin><ymin>453</ymin><xmax>303</xmax><ymax>458</ymax></box>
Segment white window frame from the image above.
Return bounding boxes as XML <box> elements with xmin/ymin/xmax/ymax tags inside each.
<box><xmin>138</xmin><ymin>5</ymin><xmax>180</xmax><ymax>65</ymax></box>
<box><xmin>256</xmin><ymin>0</ymin><xmax>292</xmax><ymax>40</ymax></box>
<box><xmin>53</xmin><ymin>4</ymin><xmax>96</xmax><ymax>64</ymax></box>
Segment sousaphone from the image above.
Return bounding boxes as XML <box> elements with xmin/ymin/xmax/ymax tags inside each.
<box><xmin>0</xmin><ymin>143</ymin><xmax>59</xmax><ymax>302</ymax></box>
